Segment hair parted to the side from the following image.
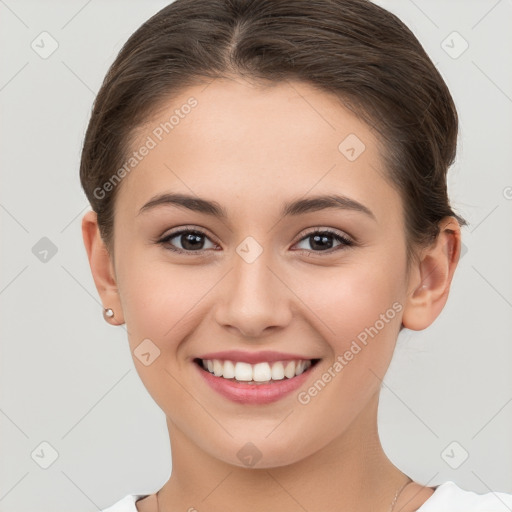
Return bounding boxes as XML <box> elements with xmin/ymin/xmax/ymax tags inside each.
<box><xmin>80</xmin><ymin>0</ymin><xmax>467</xmax><ymax>265</ymax></box>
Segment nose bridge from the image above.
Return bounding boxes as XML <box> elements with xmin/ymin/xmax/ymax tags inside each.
<box><xmin>214</xmin><ymin>238</ymin><xmax>291</xmax><ymax>337</ymax></box>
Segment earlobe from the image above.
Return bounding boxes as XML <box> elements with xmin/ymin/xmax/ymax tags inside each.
<box><xmin>81</xmin><ymin>210</ymin><xmax>125</xmax><ymax>325</ymax></box>
<box><xmin>401</xmin><ymin>216</ymin><xmax>461</xmax><ymax>331</ymax></box>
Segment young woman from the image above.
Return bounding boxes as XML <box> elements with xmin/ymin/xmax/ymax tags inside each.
<box><xmin>80</xmin><ymin>0</ymin><xmax>512</xmax><ymax>511</ymax></box>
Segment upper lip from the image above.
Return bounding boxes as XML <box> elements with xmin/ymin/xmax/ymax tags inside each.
<box><xmin>196</xmin><ymin>350</ymin><xmax>318</xmax><ymax>364</ymax></box>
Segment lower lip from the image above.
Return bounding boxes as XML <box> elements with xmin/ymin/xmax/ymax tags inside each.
<box><xmin>195</xmin><ymin>361</ymin><xmax>318</xmax><ymax>404</ymax></box>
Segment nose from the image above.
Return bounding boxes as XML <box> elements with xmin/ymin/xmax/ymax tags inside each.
<box><xmin>213</xmin><ymin>246</ymin><xmax>293</xmax><ymax>339</ymax></box>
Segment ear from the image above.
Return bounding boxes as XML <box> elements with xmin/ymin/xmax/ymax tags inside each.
<box><xmin>81</xmin><ymin>210</ymin><xmax>125</xmax><ymax>325</ymax></box>
<box><xmin>402</xmin><ymin>216</ymin><xmax>461</xmax><ymax>331</ymax></box>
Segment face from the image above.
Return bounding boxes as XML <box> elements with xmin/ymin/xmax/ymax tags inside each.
<box><xmin>107</xmin><ymin>77</ymin><xmax>411</xmax><ymax>467</ymax></box>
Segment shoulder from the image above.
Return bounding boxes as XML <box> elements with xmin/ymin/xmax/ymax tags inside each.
<box><xmin>100</xmin><ymin>493</ymin><xmax>150</xmax><ymax>512</ymax></box>
<box><xmin>417</xmin><ymin>481</ymin><xmax>512</xmax><ymax>511</ymax></box>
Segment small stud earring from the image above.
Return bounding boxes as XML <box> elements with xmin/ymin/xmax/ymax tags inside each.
<box><xmin>103</xmin><ymin>308</ymin><xmax>114</xmax><ymax>320</ymax></box>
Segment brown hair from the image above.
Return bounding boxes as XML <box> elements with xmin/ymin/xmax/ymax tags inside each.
<box><xmin>80</xmin><ymin>0</ymin><xmax>466</xmax><ymax>264</ymax></box>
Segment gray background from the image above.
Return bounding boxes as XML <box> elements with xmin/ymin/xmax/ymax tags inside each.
<box><xmin>1</xmin><ymin>0</ymin><xmax>511</xmax><ymax>511</ymax></box>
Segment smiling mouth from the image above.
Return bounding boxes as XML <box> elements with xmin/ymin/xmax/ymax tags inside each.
<box><xmin>193</xmin><ymin>357</ymin><xmax>321</xmax><ymax>384</ymax></box>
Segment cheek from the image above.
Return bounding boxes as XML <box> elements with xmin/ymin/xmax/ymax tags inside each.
<box><xmin>292</xmin><ymin>255</ymin><xmax>404</xmax><ymax>350</ymax></box>
<box><xmin>117</xmin><ymin>253</ymin><xmax>219</xmax><ymax>353</ymax></box>
<box><xmin>286</xmin><ymin>261</ymin><xmax>404</xmax><ymax>429</ymax></box>
<box><xmin>285</xmin><ymin>257</ymin><xmax>406</xmax><ymax>419</ymax></box>
<box><xmin>116</xmin><ymin>258</ymin><xmax>212</xmax><ymax>411</ymax></box>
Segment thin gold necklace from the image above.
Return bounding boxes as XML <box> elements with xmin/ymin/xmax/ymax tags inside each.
<box><xmin>155</xmin><ymin>476</ymin><xmax>412</xmax><ymax>512</ymax></box>
<box><xmin>389</xmin><ymin>477</ymin><xmax>412</xmax><ymax>512</ymax></box>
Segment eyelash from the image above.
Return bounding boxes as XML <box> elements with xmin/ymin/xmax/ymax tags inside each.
<box><xmin>157</xmin><ymin>226</ymin><xmax>355</xmax><ymax>256</ymax></box>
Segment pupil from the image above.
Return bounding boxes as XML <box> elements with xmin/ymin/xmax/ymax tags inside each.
<box><xmin>182</xmin><ymin>233</ymin><xmax>203</xmax><ymax>250</ymax></box>
<box><xmin>311</xmin><ymin>234</ymin><xmax>333</xmax><ymax>251</ymax></box>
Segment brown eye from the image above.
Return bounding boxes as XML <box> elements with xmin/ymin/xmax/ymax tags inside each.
<box><xmin>159</xmin><ymin>229</ymin><xmax>217</xmax><ymax>254</ymax></box>
<box><xmin>293</xmin><ymin>229</ymin><xmax>353</xmax><ymax>253</ymax></box>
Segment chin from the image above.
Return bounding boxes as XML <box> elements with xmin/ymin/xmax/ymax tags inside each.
<box><xmin>208</xmin><ymin>433</ymin><xmax>317</xmax><ymax>469</ymax></box>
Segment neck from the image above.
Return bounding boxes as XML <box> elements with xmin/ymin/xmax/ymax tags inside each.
<box><xmin>156</xmin><ymin>392</ymin><xmax>411</xmax><ymax>512</ymax></box>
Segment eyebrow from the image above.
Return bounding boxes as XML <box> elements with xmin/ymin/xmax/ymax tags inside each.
<box><xmin>138</xmin><ymin>192</ymin><xmax>376</xmax><ymax>221</ymax></box>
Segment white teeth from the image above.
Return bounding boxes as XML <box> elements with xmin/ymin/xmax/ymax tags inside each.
<box><xmin>200</xmin><ymin>358</ymin><xmax>315</xmax><ymax>382</ymax></box>
<box><xmin>295</xmin><ymin>360</ymin><xmax>305</xmax><ymax>376</ymax></box>
<box><xmin>284</xmin><ymin>361</ymin><xmax>296</xmax><ymax>378</ymax></box>
<box><xmin>302</xmin><ymin>360</ymin><xmax>312</xmax><ymax>374</ymax></box>
<box><xmin>213</xmin><ymin>359</ymin><xmax>223</xmax><ymax>377</ymax></box>
<box><xmin>271</xmin><ymin>362</ymin><xmax>285</xmax><ymax>380</ymax></box>
<box><xmin>234</xmin><ymin>362</ymin><xmax>253</xmax><ymax>381</ymax></box>
<box><xmin>222</xmin><ymin>360</ymin><xmax>235</xmax><ymax>379</ymax></box>
<box><xmin>253</xmin><ymin>362</ymin><xmax>272</xmax><ymax>382</ymax></box>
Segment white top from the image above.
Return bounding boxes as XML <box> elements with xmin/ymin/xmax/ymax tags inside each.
<box><xmin>101</xmin><ymin>481</ymin><xmax>512</xmax><ymax>511</ymax></box>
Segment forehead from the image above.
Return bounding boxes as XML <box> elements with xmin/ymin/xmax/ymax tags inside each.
<box><xmin>115</xmin><ymin>77</ymin><xmax>400</xmax><ymax>224</ymax></box>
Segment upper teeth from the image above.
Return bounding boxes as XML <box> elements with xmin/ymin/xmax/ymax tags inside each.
<box><xmin>201</xmin><ymin>359</ymin><xmax>313</xmax><ymax>382</ymax></box>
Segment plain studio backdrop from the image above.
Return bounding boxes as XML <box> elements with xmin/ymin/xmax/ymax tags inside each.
<box><xmin>1</xmin><ymin>0</ymin><xmax>511</xmax><ymax>511</ymax></box>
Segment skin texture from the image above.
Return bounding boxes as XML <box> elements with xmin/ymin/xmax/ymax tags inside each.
<box><xmin>82</xmin><ymin>77</ymin><xmax>461</xmax><ymax>512</ymax></box>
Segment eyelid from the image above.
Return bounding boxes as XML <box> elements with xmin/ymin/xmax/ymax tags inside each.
<box><xmin>159</xmin><ymin>225</ymin><xmax>220</xmax><ymax>244</ymax></box>
<box><xmin>294</xmin><ymin>226</ymin><xmax>354</xmax><ymax>245</ymax></box>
